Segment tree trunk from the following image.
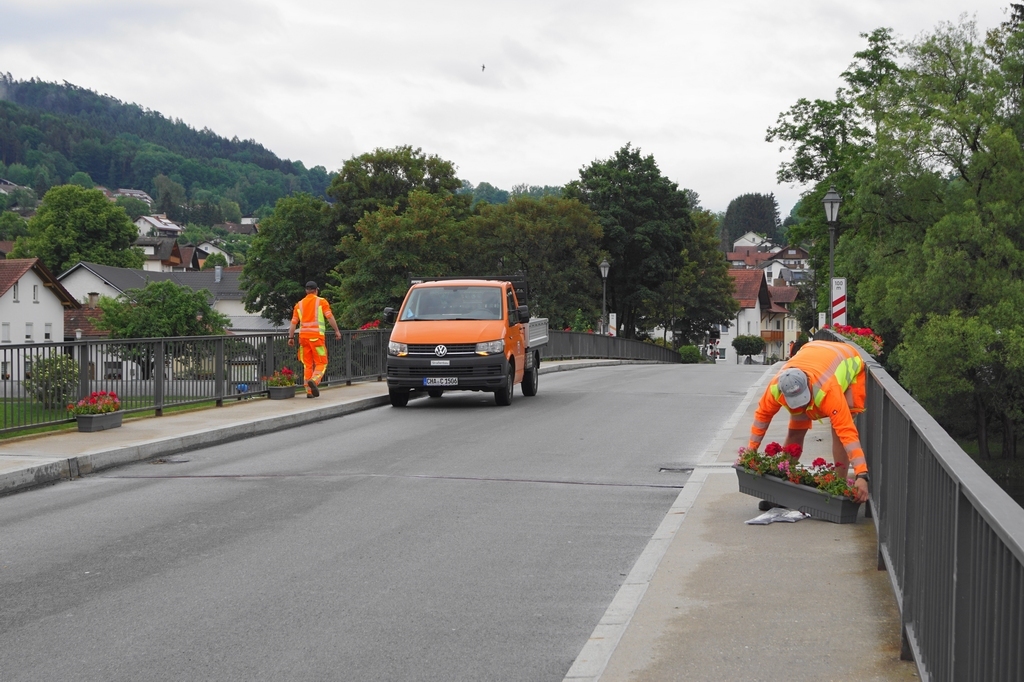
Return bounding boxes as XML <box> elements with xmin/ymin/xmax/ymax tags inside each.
<box><xmin>977</xmin><ymin>395</ymin><xmax>990</xmax><ymax>460</ymax></box>
<box><xmin>1003</xmin><ymin>414</ymin><xmax>1016</xmax><ymax>460</ymax></box>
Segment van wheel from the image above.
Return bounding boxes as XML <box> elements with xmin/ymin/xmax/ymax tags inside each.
<box><xmin>389</xmin><ymin>389</ymin><xmax>410</xmax><ymax>407</ymax></box>
<box><xmin>495</xmin><ymin>365</ymin><xmax>514</xmax><ymax>406</ymax></box>
<box><xmin>427</xmin><ymin>389</ymin><xmax>444</xmax><ymax>398</ymax></box>
<box><xmin>522</xmin><ymin>354</ymin><xmax>539</xmax><ymax>396</ymax></box>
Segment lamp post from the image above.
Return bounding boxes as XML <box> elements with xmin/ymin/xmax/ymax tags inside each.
<box><xmin>822</xmin><ymin>186</ymin><xmax>842</xmax><ymax>325</ymax></box>
<box><xmin>599</xmin><ymin>259</ymin><xmax>610</xmax><ymax>335</ymax></box>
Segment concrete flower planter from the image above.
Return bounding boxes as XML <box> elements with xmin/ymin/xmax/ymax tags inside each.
<box><xmin>76</xmin><ymin>411</ymin><xmax>124</xmax><ymax>433</ymax></box>
<box><xmin>267</xmin><ymin>385</ymin><xmax>296</xmax><ymax>400</ymax></box>
<box><xmin>733</xmin><ymin>465</ymin><xmax>861</xmax><ymax>524</ymax></box>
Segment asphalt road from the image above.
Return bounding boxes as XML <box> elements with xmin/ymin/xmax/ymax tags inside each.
<box><xmin>0</xmin><ymin>363</ymin><xmax>763</xmax><ymax>682</ymax></box>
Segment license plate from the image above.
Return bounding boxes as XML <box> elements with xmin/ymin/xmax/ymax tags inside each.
<box><xmin>424</xmin><ymin>377</ymin><xmax>458</xmax><ymax>386</ymax></box>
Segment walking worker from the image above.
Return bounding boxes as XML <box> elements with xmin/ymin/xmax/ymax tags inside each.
<box><xmin>288</xmin><ymin>281</ymin><xmax>342</xmax><ymax>398</ymax></box>
<box><xmin>748</xmin><ymin>339</ymin><xmax>870</xmax><ymax>503</ymax></box>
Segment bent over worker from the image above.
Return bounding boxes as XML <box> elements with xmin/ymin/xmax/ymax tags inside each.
<box><xmin>748</xmin><ymin>340</ymin><xmax>870</xmax><ymax>503</ymax></box>
<box><xmin>288</xmin><ymin>281</ymin><xmax>342</xmax><ymax>398</ymax></box>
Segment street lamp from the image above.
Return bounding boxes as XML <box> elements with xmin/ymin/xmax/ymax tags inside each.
<box><xmin>822</xmin><ymin>186</ymin><xmax>842</xmax><ymax>324</ymax></box>
<box><xmin>599</xmin><ymin>259</ymin><xmax>610</xmax><ymax>335</ymax></box>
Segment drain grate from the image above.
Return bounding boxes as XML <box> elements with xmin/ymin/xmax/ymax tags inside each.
<box><xmin>658</xmin><ymin>467</ymin><xmax>693</xmax><ymax>474</ymax></box>
<box><xmin>150</xmin><ymin>458</ymin><xmax>190</xmax><ymax>464</ymax></box>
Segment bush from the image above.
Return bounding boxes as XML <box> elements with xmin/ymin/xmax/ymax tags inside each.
<box><xmin>23</xmin><ymin>354</ymin><xmax>79</xmax><ymax>408</ymax></box>
<box><xmin>678</xmin><ymin>345</ymin><xmax>701</xmax><ymax>363</ymax></box>
<box><xmin>732</xmin><ymin>335</ymin><xmax>765</xmax><ymax>359</ymax></box>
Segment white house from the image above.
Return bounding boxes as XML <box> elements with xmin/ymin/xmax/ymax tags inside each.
<box><xmin>0</xmin><ymin>259</ymin><xmax>80</xmax><ymax>380</ymax></box>
<box><xmin>721</xmin><ymin>269</ymin><xmax>772</xmax><ymax>364</ymax></box>
<box><xmin>732</xmin><ymin>231</ymin><xmax>778</xmax><ymax>251</ymax></box>
<box><xmin>196</xmin><ymin>240</ymin><xmax>233</xmax><ymax>266</ymax></box>
<box><xmin>135</xmin><ymin>214</ymin><xmax>183</xmax><ymax>238</ymax></box>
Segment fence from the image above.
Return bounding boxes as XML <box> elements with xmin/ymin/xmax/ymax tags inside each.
<box><xmin>541</xmin><ymin>330</ymin><xmax>682</xmax><ymax>364</ymax></box>
<box><xmin>815</xmin><ymin>330</ymin><xmax>1024</xmax><ymax>681</ymax></box>
<box><xmin>0</xmin><ymin>328</ymin><xmax>679</xmax><ymax>435</ymax></box>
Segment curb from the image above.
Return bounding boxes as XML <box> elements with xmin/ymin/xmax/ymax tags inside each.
<box><xmin>0</xmin><ymin>359</ymin><xmax>652</xmax><ymax>497</ymax></box>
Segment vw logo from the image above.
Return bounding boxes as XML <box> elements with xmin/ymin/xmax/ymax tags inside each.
<box><xmin>434</xmin><ymin>345</ymin><xmax>448</xmax><ymax>357</ymax></box>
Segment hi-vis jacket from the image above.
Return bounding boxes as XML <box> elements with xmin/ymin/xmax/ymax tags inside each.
<box><xmin>748</xmin><ymin>340</ymin><xmax>868</xmax><ymax>476</ymax></box>
<box><xmin>291</xmin><ymin>294</ymin><xmax>332</xmax><ymax>339</ymax></box>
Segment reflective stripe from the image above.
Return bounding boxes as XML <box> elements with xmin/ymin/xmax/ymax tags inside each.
<box><xmin>752</xmin><ymin>419</ymin><xmax>769</xmax><ymax>431</ymax></box>
<box><xmin>296</xmin><ymin>296</ymin><xmax>327</xmax><ymax>336</ymax></box>
<box><xmin>844</xmin><ymin>440</ymin><xmax>863</xmax><ymax>454</ymax></box>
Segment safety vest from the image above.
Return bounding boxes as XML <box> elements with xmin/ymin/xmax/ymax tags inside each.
<box><xmin>295</xmin><ymin>295</ymin><xmax>327</xmax><ymax>337</ymax></box>
<box><xmin>768</xmin><ymin>341</ymin><xmax>864</xmax><ymax>414</ymax></box>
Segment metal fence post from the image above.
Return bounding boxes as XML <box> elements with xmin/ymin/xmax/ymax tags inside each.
<box><xmin>154</xmin><ymin>341</ymin><xmax>165</xmax><ymax>416</ymax></box>
<box><xmin>215</xmin><ymin>337</ymin><xmax>225</xmax><ymax>407</ymax></box>
<box><xmin>78</xmin><ymin>341</ymin><xmax>89</xmax><ymax>400</ymax></box>
<box><xmin>265</xmin><ymin>334</ymin><xmax>275</xmax><ymax>383</ymax></box>
<box><xmin>346</xmin><ymin>332</ymin><xmax>353</xmax><ymax>385</ymax></box>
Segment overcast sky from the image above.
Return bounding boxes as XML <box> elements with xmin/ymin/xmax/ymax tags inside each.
<box><xmin>0</xmin><ymin>1</ymin><xmax>1010</xmax><ymax>215</ymax></box>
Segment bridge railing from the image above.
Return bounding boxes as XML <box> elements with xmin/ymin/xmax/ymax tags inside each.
<box><xmin>815</xmin><ymin>330</ymin><xmax>1024</xmax><ymax>681</ymax></box>
<box><xmin>540</xmin><ymin>330</ymin><xmax>681</xmax><ymax>364</ymax></box>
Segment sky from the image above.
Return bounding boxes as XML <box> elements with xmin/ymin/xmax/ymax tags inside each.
<box><xmin>0</xmin><ymin>1</ymin><xmax>1011</xmax><ymax>215</ymax></box>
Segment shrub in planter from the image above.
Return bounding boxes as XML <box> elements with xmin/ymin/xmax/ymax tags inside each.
<box><xmin>678</xmin><ymin>345</ymin><xmax>701</xmax><ymax>364</ymax></box>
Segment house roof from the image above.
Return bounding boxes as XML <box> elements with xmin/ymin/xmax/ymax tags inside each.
<box><xmin>769</xmin><ymin>285</ymin><xmax>799</xmax><ymax>305</ymax></box>
<box><xmin>765</xmin><ymin>245</ymin><xmax>810</xmax><ymax>262</ymax></box>
<box><xmin>214</xmin><ymin>222</ymin><xmax>257</xmax><ymax>235</ymax></box>
<box><xmin>59</xmin><ymin>262</ymin><xmax>244</xmax><ymax>302</ymax></box>
<box><xmin>136</xmin><ymin>236</ymin><xmax>182</xmax><ymax>264</ymax></box>
<box><xmin>0</xmin><ymin>259</ymin><xmax>80</xmax><ymax>307</ymax></box>
<box><xmin>728</xmin><ymin>269</ymin><xmax>771</xmax><ymax>310</ymax></box>
<box><xmin>135</xmin><ymin>214</ymin><xmax>183</xmax><ymax>234</ymax></box>
<box><xmin>64</xmin><ymin>307</ymin><xmax>107</xmax><ymax>339</ymax></box>
<box><xmin>727</xmin><ymin>247</ymin><xmax>773</xmax><ymax>268</ymax></box>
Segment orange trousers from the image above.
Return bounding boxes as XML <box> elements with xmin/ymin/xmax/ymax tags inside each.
<box><xmin>297</xmin><ymin>335</ymin><xmax>328</xmax><ymax>392</ymax></box>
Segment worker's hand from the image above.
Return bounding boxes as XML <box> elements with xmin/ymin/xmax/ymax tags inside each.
<box><xmin>335</xmin><ymin>331</ymin><xmax>342</xmax><ymax>340</ymax></box>
<box><xmin>288</xmin><ymin>337</ymin><xmax>295</xmax><ymax>347</ymax></box>
<box><xmin>853</xmin><ymin>477</ymin><xmax>869</xmax><ymax>503</ymax></box>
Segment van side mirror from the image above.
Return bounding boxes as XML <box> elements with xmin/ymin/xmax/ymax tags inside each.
<box><xmin>517</xmin><ymin>305</ymin><xmax>530</xmax><ymax>323</ymax></box>
<box><xmin>383</xmin><ymin>307</ymin><xmax>396</xmax><ymax>324</ymax></box>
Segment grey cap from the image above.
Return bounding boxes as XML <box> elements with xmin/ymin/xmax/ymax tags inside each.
<box><xmin>305</xmin><ymin>281</ymin><xmax>318</xmax><ymax>290</ymax></box>
<box><xmin>777</xmin><ymin>368</ymin><xmax>811</xmax><ymax>408</ymax></box>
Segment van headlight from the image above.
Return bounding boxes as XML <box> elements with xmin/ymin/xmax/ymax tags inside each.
<box><xmin>475</xmin><ymin>339</ymin><xmax>504</xmax><ymax>355</ymax></box>
<box><xmin>388</xmin><ymin>341</ymin><xmax>408</xmax><ymax>356</ymax></box>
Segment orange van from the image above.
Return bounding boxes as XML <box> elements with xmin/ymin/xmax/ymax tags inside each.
<box><xmin>382</xmin><ymin>276</ymin><xmax>548</xmax><ymax>407</ymax></box>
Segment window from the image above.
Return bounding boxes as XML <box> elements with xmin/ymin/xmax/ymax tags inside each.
<box><xmin>506</xmin><ymin>288</ymin><xmax>517</xmax><ymax>326</ymax></box>
<box><xmin>746</xmin><ymin>321</ymin><xmax>751</xmax><ymax>334</ymax></box>
<box><xmin>105</xmin><ymin>362</ymin><xmax>123</xmax><ymax>380</ymax></box>
<box><xmin>44</xmin><ymin>323</ymin><xmax>52</xmax><ymax>341</ymax></box>
<box><xmin>1</xmin><ymin>322</ymin><xmax>8</xmax><ymax>343</ymax></box>
<box><xmin>12</xmin><ymin>282</ymin><xmax>18</xmax><ymax>302</ymax></box>
<box><xmin>25</xmin><ymin>322</ymin><xmax>33</xmax><ymax>342</ymax></box>
<box><xmin>718</xmin><ymin>348</ymin><xmax>727</xmax><ymax>360</ymax></box>
<box><xmin>33</xmin><ymin>284</ymin><xmax>39</xmax><ymax>303</ymax></box>
<box><xmin>776</xmin><ymin>320</ymin><xmax>781</xmax><ymax>330</ymax></box>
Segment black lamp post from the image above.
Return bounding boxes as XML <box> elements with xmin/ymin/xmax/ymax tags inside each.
<box><xmin>599</xmin><ymin>259</ymin><xmax>610</xmax><ymax>335</ymax></box>
<box><xmin>822</xmin><ymin>186</ymin><xmax>842</xmax><ymax>324</ymax></box>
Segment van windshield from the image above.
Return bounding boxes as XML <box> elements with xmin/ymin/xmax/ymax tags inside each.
<box><xmin>400</xmin><ymin>286</ymin><xmax>503</xmax><ymax>321</ymax></box>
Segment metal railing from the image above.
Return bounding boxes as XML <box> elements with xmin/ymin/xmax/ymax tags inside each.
<box><xmin>540</xmin><ymin>330</ymin><xmax>681</xmax><ymax>364</ymax></box>
<box><xmin>0</xmin><ymin>330</ymin><xmax>389</xmax><ymax>435</ymax></box>
<box><xmin>814</xmin><ymin>330</ymin><xmax>1024</xmax><ymax>681</ymax></box>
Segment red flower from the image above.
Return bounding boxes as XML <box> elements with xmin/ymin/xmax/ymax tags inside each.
<box><xmin>109</xmin><ymin>392</ymin><xmax>117</xmax><ymax>399</ymax></box>
<box><xmin>764</xmin><ymin>442</ymin><xmax>782</xmax><ymax>456</ymax></box>
<box><xmin>782</xmin><ymin>443</ymin><xmax>802</xmax><ymax>458</ymax></box>
<box><xmin>812</xmin><ymin>457</ymin><xmax>827</xmax><ymax>468</ymax></box>
<box><xmin>90</xmin><ymin>391</ymin><xmax>98</xmax><ymax>398</ymax></box>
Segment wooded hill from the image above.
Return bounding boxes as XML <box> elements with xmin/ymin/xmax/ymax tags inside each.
<box><xmin>0</xmin><ymin>75</ymin><xmax>333</xmax><ymax>217</ymax></box>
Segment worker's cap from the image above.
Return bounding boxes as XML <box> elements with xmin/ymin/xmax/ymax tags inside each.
<box><xmin>305</xmin><ymin>281</ymin><xmax>318</xmax><ymax>290</ymax></box>
<box><xmin>776</xmin><ymin>368</ymin><xmax>811</xmax><ymax>408</ymax></box>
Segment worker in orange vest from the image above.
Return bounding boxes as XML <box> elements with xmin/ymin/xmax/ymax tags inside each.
<box><xmin>748</xmin><ymin>340</ymin><xmax>870</xmax><ymax>503</ymax></box>
<box><xmin>287</xmin><ymin>281</ymin><xmax>342</xmax><ymax>398</ymax></box>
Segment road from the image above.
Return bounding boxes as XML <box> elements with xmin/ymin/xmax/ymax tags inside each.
<box><xmin>0</xmin><ymin>363</ymin><xmax>763</xmax><ymax>681</ymax></box>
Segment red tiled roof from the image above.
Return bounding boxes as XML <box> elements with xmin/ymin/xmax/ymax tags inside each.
<box><xmin>0</xmin><ymin>259</ymin><xmax>34</xmax><ymax>298</ymax></box>
<box><xmin>64</xmin><ymin>307</ymin><xmax>107</xmax><ymax>339</ymax></box>
<box><xmin>769</xmin><ymin>285</ymin><xmax>799</xmax><ymax>305</ymax></box>
<box><xmin>728</xmin><ymin>269</ymin><xmax>770</xmax><ymax>309</ymax></box>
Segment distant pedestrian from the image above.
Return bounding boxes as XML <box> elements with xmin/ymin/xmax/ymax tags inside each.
<box><xmin>747</xmin><ymin>340</ymin><xmax>870</xmax><ymax>503</ymax></box>
<box><xmin>288</xmin><ymin>282</ymin><xmax>342</xmax><ymax>398</ymax></box>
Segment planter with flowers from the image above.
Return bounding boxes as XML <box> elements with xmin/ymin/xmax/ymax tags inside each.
<box><xmin>824</xmin><ymin>324</ymin><xmax>883</xmax><ymax>358</ymax></box>
<box><xmin>265</xmin><ymin>367</ymin><xmax>297</xmax><ymax>399</ymax></box>
<box><xmin>68</xmin><ymin>391</ymin><xmax>123</xmax><ymax>432</ymax></box>
<box><xmin>734</xmin><ymin>442</ymin><xmax>861</xmax><ymax>523</ymax></box>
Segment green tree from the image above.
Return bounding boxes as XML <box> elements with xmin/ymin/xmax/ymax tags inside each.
<box><xmin>241</xmin><ymin>192</ymin><xmax>336</xmax><ymax>324</ymax></box>
<box><xmin>732</xmin><ymin>335</ymin><xmax>765</xmax><ymax>361</ymax></box>
<box><xmin>469</xmin><ymin>196</ymin><xmax>604</xmax><ymax>329</ymax></box>
<box><xmin>115</xmin><ymin>195</ymin><xmax>150</xmax><ymax>221</ymax></box>
<box><xmin>97</xmin><ymin>280</ymin><xmax>230</xmax><ymax>338</ymax></box>
<box><xmin>0</xmin><ymin>211</ymin><xmax>29</xmax><ymax>240</ymax></box>
<box><xmin>201</xmin><ymin>252</ymin><xmax>228</xmax><ymax>270</ymax></box>
<box><xmin>563</xmin><ymin>144</ymin><xmax>693</xmax><ymax>339</ymax></box>
<box><xmin>718</xmin><ymin>193</ymin><xmax>782</xmax><ymax>249</ymax></box>
<box><xmin>23</xmin><ymin>354</ymin><xmax>79</xmax><ymax>409</ymax></box>
<box><xmin>68</xmin><ymin>171</ymin><xmax>94</xmax><ymax>188</ymax></box>
<box><xmin>10</xmin><ymin>184</ymin><xmax>143</xmax><ymax>274</ymax></box>
<box><xmin>326</xmin><ymin>190</ymin><xmax>472</xmax><ymax>327</ymax></box>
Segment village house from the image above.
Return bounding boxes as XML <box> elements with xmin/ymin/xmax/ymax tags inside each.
<box><xmin>134</xmin><ymin>214</ymin><xmax>184</xmax><ymax>238</ymax></box>
<box><xmin>135</xmin><ymin>236</ymin><xmax>185</xmax><ymax>272</ymax></box>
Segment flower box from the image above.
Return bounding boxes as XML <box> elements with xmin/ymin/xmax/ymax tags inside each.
<box><xmin>267</xmin><ymin>385</ymin><xmax>296</xmax><ymax>400</ymax></box>
<box><xmin>733</xmin><ymin>465</ymin><xmax>861</xmax><ymax>524</ymax></box>
<box><xmin>76</xmin><ymin>411</ymin><xmax>123</xmax><ymax>433</ymax></box>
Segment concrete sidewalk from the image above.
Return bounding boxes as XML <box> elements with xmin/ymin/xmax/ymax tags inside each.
<box><xmin>0</xmin><ymin>359</ymin><xmax>638</xmax><ymax>497</ymax></box>
<box><xmin>566</xmin><ymin>367</ymin><xmax>919</xmax><ymax>682</ymax></box>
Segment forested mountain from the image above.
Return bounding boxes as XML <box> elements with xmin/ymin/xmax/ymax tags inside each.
<box><xmin>0</xmin><ymin>75</ymin><xmax>333</xmax><ymax>217</ymax></box>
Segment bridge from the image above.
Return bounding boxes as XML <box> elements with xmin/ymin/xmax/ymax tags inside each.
<box><xmin>0</xmin><ymin>333</ymin><xmax>1020</xmax><ymax>681</ymax></box>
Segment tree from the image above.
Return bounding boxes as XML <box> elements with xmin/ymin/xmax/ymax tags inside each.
<box><xmin>563</xmin><ymin>144</ymin><xmax>693</xmax><ymax>339</ymax></box>
<box><xmin>23</xmin><ymin>354</ymin><xmax>78</xmax><ymax>408</ymax></box>
<box><xmin>201</xmin><ymin>252</ymin><xmax>228</xmax><ymax>270</ymax></box>
<box><xmin>326</xmin><ymin>145</ymin><xmax>466</xmax><ymax>234</ymax></box>
<box><xmin>732</xmin><ymin>335</ymin><xmax>765</xmax><ymax>362</ymax></box>
<box><xmin>718</xmin><ymin>193</ymin><xmax>782</xmax><ymax>249</ymax></box>
<box><xmin>97</xmin><ymin>280</ymin><xmax>230</xmax><ymax>338</ymax></box>
<box><xmin>115</xmin><ymin>195</ymin><xmax>150</xmax><ymax>221</ymax></box>
<box><xmin>10</xmin><ymin>184</ymin><xmax>144</xmax><ymax>274</ymax></box>
<box><xmin>241</xmin><ymin>192</ymin><xmax>337</xmax><ymax>324</ymax></box>
<box><xmin>325</xmin><ymin>190</ymin><xmax>473</xmax><ymax>327</ymax></box>
<box><xmin>68</xmin><ymin>171</ymin><xmax>94</xmax><ymax>188</ymax></box>
<box><xmin>469</xmin><ymin>195</ymin><xmax>604</xmax><ymax>329</ymax></box>
<box><xmin>0</xmin><ymin>211</ymin><xmax>29</xmax><ymax>239</ymax></box>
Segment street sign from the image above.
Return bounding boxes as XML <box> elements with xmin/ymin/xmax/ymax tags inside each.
<box><xmin>608</xmin><ymin>313</ymin><xmax>617</xmax><ymax>337</ymax></box>
<box><xmin>818</xmin><ymin>312</ymin><xmax>826</xmax><ymax>330</ymax></box>
<box><xmin>831</xmin><ymin>278</ymin><xmax>847</xmax><ymax>326</ymax></box>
